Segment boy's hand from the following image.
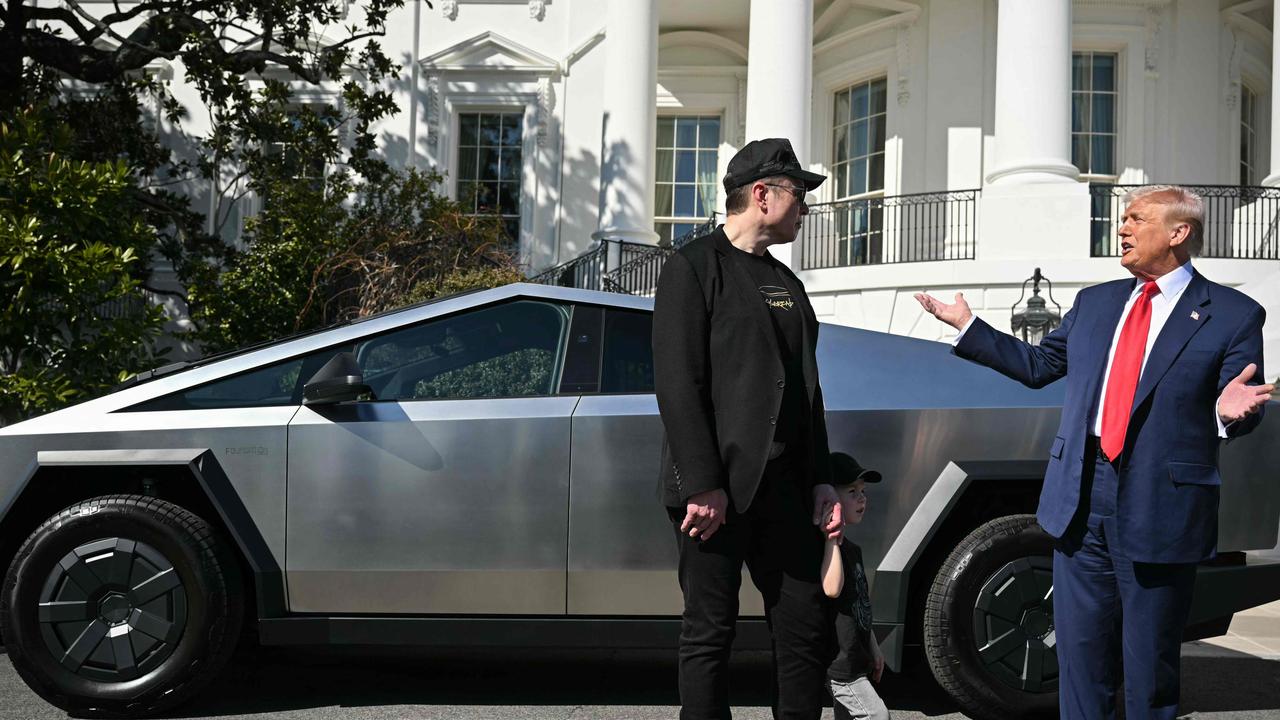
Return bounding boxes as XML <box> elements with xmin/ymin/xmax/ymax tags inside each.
<box><xmin>813</xmin><ymin>484</ymin><xmax>842</xmax><ymax>540</ymax></box>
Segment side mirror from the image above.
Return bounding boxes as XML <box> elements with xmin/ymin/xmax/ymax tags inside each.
<box><xmin>303</xmin><ymin>352</ymin><xmax>374</xmax><ymax>405</ymax></box>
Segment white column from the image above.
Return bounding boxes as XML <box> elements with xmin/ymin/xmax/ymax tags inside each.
<box><xmin>985</xmin><ymin>0</ymin><xmax>1078</xmax><ymax>185</ymax></box>
<box><xmin>1264</xmin><ymin>0</ymin><xmax>1280</xmax><ymax>186</ymax></box>
<box><xmin>745</xmin><ymin>0</ymin><xmax>814</xmax><ymax>267</ymax></box>
<box><xmin>977</xmin><ymin>0</ymin><xmax>1089</xmax><ymax>262</ymax></box>
<box><xmin>593</xmin><ymin>0</ymin><xmax>659</xmax><ymax>246</ymax></box>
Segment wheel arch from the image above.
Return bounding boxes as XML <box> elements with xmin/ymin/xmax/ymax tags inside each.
<box><xmin>0</xmin><ymin>449</ymin><xmax>284</xmax><ymax>623</ymax></box>
<box><xmin>871</xmin><ymin>459</ymin><xmax>1046</xmax><ymax>670</ymax></box>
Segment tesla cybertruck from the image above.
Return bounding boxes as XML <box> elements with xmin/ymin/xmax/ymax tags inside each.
<box><xmin>0</xmin><ymin>283</ymin><xmax>1276</xmax><ymax>718</ymax></box>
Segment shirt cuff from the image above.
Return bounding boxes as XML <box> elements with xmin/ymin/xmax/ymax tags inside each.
<box><xmin>951</xmin><ymin>317</ymin><xmax>976</xmax><ymax>347</ymax></box>
<box><xmin>1214</xmin><ymin>397</ymin><xmax>1232</xmax><ymax>438</ymax></box>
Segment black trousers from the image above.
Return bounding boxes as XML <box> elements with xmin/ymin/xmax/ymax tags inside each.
<box><xmin>668</xmin><ymin>452</ymin><xmax>830</xmax><ymax>720</ymax></box>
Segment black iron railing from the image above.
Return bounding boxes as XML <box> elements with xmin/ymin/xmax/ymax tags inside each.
<box><xmin>1090</xmin><ymin>184</ymin><xmax>1280</xmax><ymax>259</ymax></box>
<box><xmin>530</xmin><ymin>216</ymin><xmax>718</xmax><ymax>295</ymax></box>
<box><xmin>798</xmin><ymin>190</ymin><xmax>979</xmax><ymax>270</ymax></box>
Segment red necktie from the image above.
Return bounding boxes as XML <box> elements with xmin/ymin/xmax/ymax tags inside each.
<box><xmin>1100</xmin><ymin>281</ymin><xmax>1161</xmax><ymax>461</ymax></box>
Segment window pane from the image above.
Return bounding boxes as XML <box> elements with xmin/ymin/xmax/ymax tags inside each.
<box><xmin>1091</xmin><ymin>136</ymin><xmax>1114</xmax><ymax>175</ymax></box>
<box><xmin>870</xmin><ymin>80</ymin><xmax>887</xmax><ymax>115</ymax></box>
<box><xmin>834</xmin><ymin>90</ymin><xmax>851</xmax><ymax>127</ymax></box>
<box><xmin>1072</xmin><ymin>135</ymin><xmax>1089</xmax><ymax>172</ymax></box>
<box><xmin>835</xmin><ymin>162</ymin><xmax>849</xmax><ymax>199</ymax></box>
<box><xmin>835</xmin><ymin>125</ymin><xmax>849</xmax><ymax>162</ymax></box>
<box><xmin>498</xmin><ymin>182</ymin><xmax>520</xmax><ymax>214</ymax></box>
<box><xmin>601</xmin><ymin>309</ymin><xmax>655</xmax><ymax>393</ymax></box>
<box><xmin>657</xmin><ymin>117</ymin><xmax>675</xmax><ymax>147</ymax></box>
<box><xmin>499</xmin><ymin>148</ymin><xmax>520</xmax><ymax>181</ymax></box>
<box><xmin>1092</xmin><ymin>54</ymin><xmax>1115</xmax><ymax>92</ymax></box>
<box><xmin>869</xmin><ymin>154</ymin><xmax>885</xmax><ymax>192</ymax></box>
<box><xmin>1072</xmin><ymin>93</ymin><xmax>1089</xmax><ymax>133</ymax></box>
<box><xmin>479</xmin><ymin>146</ymin><xmax>500</xmax><ymax>180</ymax></box>
<box><xmin>459</xmin><ymin>114</ymin><xmax>479</xmax><ymax>146</ymax></box>
<box><xmin>853</xmin><ymin>84</ymin><xmax>869</xmax><ymax>118</ymax></box>
<box><xmin>698</xmin><ymin>117</ymin><xmax>721</xmax><ymax>148</ymax></box>
<box><xmin>656</xmin><ymin>148</ymin><xmax>675</xmax><ymax>182</ymax></box>
<box><xmin>128</xmin><ymin>359</ymin><xmax>305</xmax><ymax>411</ymax></box>
<box><xmin>853</xmin><ymin>119</ymin><xmax>869</xmax><ymax>157</ymax></box>
<box><xmin>457</xmin><ymin>147</ymin><xmax>478</xmax><ymax>181</ymax></box>
<box><xmin>476</xmin><ymin>182</ymin><xmax>498</xmax><ymax>211</ymax></box>
<box><xmin>501</xmin><ymin>113</ymin><xmax>522</xmax><ymax>145</ymax></box>
<box><xmin>698</xmin><ymin>150</ymin><xmax>717</xmax><ymax>176</ymax></box>
<box><xmin>676</xmin><ymin>117</ymin><xmax>698</xmax><ymax>147</ymax></box>
<box><xmin>479</xmin><ymin>114</ymin><xmax>502</xmax><ymax>145</ymax></box>
<box><xmin>1072</xmin><ymin>53</ymin><xmax>1089</xmax><ymax>91</ymax></box>
<box><xmin>354</xmin><ymin>301</ymin><xmax>567</xmax><ymax>401</ymax></box>
<box><xmin>869</xmin><ymin>116</ymin><xmax>886</xmax><ymax>153</ymax></box>
<box><xmin>852</xmin><ymin>158</ymin><xmax>868</xmax><ymax>195</ymax></box>
<box><xmin>675</xmin><ymin>150</ymin><xmax>696</xmax><ymax>183</ymax></box>
<box><xmin>1091</xmin><ymin>94</ymin><xmax>1115</xmax><ymax>134</ymax></box>
<box><xmin>675</xmin><ymin>185</ymin><xmax>695</xmax><ymax>215</ymax></box>
<box><xmin>655</xmin><ymin>183</ymin><xmax>674</xmax><ymax>216</ymax></box>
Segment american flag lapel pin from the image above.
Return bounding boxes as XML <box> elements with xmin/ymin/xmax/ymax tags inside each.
<box><xmin>1190</xmin><ymin>311</ymin><xmax>1200</xmax><ymax>321</ymax></box>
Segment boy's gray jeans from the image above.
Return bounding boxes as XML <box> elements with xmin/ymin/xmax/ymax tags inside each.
<box><xmin>828</xmin><ymin>675</ymin><xmax>889</xmax><ymax>720</ymax></box>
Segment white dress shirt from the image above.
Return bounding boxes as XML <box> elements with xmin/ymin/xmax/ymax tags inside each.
<box><xmin>952</xmin><ymin>261</ymin><xmax>1228</xmax><ymax>437</ymax></box>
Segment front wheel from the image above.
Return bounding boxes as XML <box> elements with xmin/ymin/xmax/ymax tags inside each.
<box><xmin>1</xmin><ymin>495</ymin><xmax>243</xmax><ymax>717</ymax></box>
<box><xmin>923</xmin><ymin>514</ymin><xmax>1058</xmax><ymax>720</ymax></box>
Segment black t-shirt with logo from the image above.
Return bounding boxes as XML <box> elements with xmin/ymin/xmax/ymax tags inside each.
<box><xmin>737</xmin><ymin>248</ymin><xmax>807</xmax><ymax>447</ymax></box>
<box><xmin>828</xmin><ymin>539</ymin><xmax>876</xmax><ymax>682</ymax></box>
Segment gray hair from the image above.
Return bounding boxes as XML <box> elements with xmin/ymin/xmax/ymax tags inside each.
<box><xmin>1123</xmin><ymin>185</ymin><xmax>1205</xmax><ymax>256</ymax></box>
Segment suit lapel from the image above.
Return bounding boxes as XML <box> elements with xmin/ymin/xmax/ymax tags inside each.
<box><xmin>715</xmin><ymin>231</ymin><xmax>783</xmax><ymax>367</ymax></box>
<box><xmin>776</xmin><ymin>265</ymin><xmax>819</xmax><ymax>400</ymax></box>
<box><xmin>1130</xmin><ymin>271</ymin><xmax>1212</xmax><ymax>414</ymax></box>
<box><xmin>1079</xmin><ymin>280</ymin><xmax>1135</xmax><ymax>416</ymax></box>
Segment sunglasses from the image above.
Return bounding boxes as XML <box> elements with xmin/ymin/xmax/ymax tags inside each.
<box><xmin>763</xmin><ymin>183</ymin><xmax>807</xmax><ymax>201</ymax></box>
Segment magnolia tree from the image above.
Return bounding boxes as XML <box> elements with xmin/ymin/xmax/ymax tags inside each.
<box><xmin>0</xmin><ymin>0</ymin><xmax>521</xmax><ymax>414</ymax></box>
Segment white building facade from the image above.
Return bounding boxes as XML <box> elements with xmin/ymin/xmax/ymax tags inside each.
<box><xmin>175</xmin><ymin>1</ymin><xmax>1280</xmax><ymax>355</ymax></box>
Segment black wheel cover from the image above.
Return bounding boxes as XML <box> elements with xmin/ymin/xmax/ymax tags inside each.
<box><xmin>971</xmin><ymin>556</ymin><xmax>1057</xmax><ymax>693</ymax></box>
<box><xmin>36</xmin><ymin>537</ymin><xmax>188</xmax><ymax>683</ymax></box>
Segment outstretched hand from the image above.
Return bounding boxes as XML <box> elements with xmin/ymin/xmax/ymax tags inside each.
<box><xmin>914</xmin><ymin>292</ymin><xmax>973</xmax><ymax>331</ymax></box>
<box><xmin>1218</xmin><ymin>363</ymin><xmax>1275</xmax><ymax>425</ymax></box>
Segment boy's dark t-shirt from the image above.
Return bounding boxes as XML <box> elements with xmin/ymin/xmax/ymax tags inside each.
<box><xmin>736</xmin><ymin>248</ymin><xmax>807</xmax><ymax>447</ymax></box>
<box><xmin>828</xmin><ymin>538</ymin><xmax>876</xmax><ymax>682</ymax></box>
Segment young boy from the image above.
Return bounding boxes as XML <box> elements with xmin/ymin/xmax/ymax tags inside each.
<box><xmin>821</xmin><ymin>452</ymin><xmax>889</xmax><ymax>720</ymax></box>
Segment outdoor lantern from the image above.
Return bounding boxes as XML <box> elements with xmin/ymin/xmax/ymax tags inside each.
<box><xmin>1010</xmin><ymin>267</ymin><xmax>1062</xmax><ymax>345</ymax></box>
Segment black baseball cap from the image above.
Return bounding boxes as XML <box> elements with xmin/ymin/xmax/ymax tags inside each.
<box><xmin>829</xmin><ymin>452</ymin><xmax>882</xmax><ymax>485</ymax></box>
<box><xmin>722</xmin><ymin>138</ymin><xmax>827</xmax><ymax>194</ymax></box>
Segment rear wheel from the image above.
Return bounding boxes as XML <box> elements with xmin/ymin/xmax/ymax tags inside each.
<box><xmin>1</xmin><ymin>495</ymin><xmax>243</xmax><ymax>717</ymax></box>
<box><xmin>923</xmin><ymin>514</ymin><xmax>1058</xmax><ymax>720</ymax></box>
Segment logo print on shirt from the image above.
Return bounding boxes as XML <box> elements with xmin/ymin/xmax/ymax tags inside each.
<box><xmin>759</xmin><ymin>285</ymin><xmax>794</xmax><ymax>311</ymax></box>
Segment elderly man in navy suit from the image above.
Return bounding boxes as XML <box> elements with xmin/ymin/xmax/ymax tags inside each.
<box><xmin>916</xmin><ymin>185</ymin><xmax>1272</xmax><ymax>719</ymax></box>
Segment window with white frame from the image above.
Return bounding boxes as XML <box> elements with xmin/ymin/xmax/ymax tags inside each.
<box><xmin>1072</xmin><ymin>52</ymin><xmax>1118</xmax><ymax>176</ymax></box>
<box><xmin>456</xmin><ymin>111</ymin><xmax>524</xmax><ymax>243</ymax></box>
<box><xmin>1241</xmin><ymin>85</ymin><xmax>1258</xmax><ymax>186</ymax></box>
<box><xmin>830</xmin><ymin>78</ymin><xmax>887</xmax><ymax>266</ymax></box>
<box><xmin>653</xmin><ymin>116</ymin><xmax>720</xmax><ymax>244</ymax></box>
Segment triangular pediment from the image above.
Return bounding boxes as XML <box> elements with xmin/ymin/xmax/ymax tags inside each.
<box><xmin>421</xmin><ymin>31</ymin><xmax>559</xmax><ymax>73</ymax></box>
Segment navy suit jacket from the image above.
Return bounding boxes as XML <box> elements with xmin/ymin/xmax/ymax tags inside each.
<box><xmin>955</xmin><ymin>270</ymin><xmax>1265</xmax><ymax>563</ymax></box>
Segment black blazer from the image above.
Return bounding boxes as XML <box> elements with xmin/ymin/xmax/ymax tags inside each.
<box><xmin>653</xmin><ymin>227</ymin><xmax>833</xmax><ymax>512</ymax></box>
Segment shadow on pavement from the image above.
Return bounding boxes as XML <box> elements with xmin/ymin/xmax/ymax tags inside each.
<box><xmin>159</xmin><ymin>646</ymin><xmax>963</xmax><ymax>718</ymax></box>
<box><xmin>1179</xmin><ymin>648</ymin><xmax>1280</xmax><ymax>715</ymax></box>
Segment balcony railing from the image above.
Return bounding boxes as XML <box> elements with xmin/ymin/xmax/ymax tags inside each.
<box><xmin>1090</xmin><ymin>184</ymin><xmax>1280</xmax><ymax>259</ymax></box>
<box><xmin>529</xmin><ymin>216</ymin><xmax>717</xmax><ymax>295</ymax></box>
<box><xmin>799</xmin><ymin>189</ymin><xmax>979</xmax><ymax>270</ymax></box>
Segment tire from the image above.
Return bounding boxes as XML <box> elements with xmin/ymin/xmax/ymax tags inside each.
<box><xmin>923</xmin><ymin>514</ymin><xmax>1058</xmax><ymax>720</ymax></box>
<box><xmin>0</xmin><ymin>495</ymin><xmax>243</xmax><ymax>717</ymax></box>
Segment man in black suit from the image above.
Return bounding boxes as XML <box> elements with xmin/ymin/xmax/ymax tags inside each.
<box><xmin>654</xmin><ymin>138</ymin><xmax>843</xmax><ymax>720</ymax></box>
